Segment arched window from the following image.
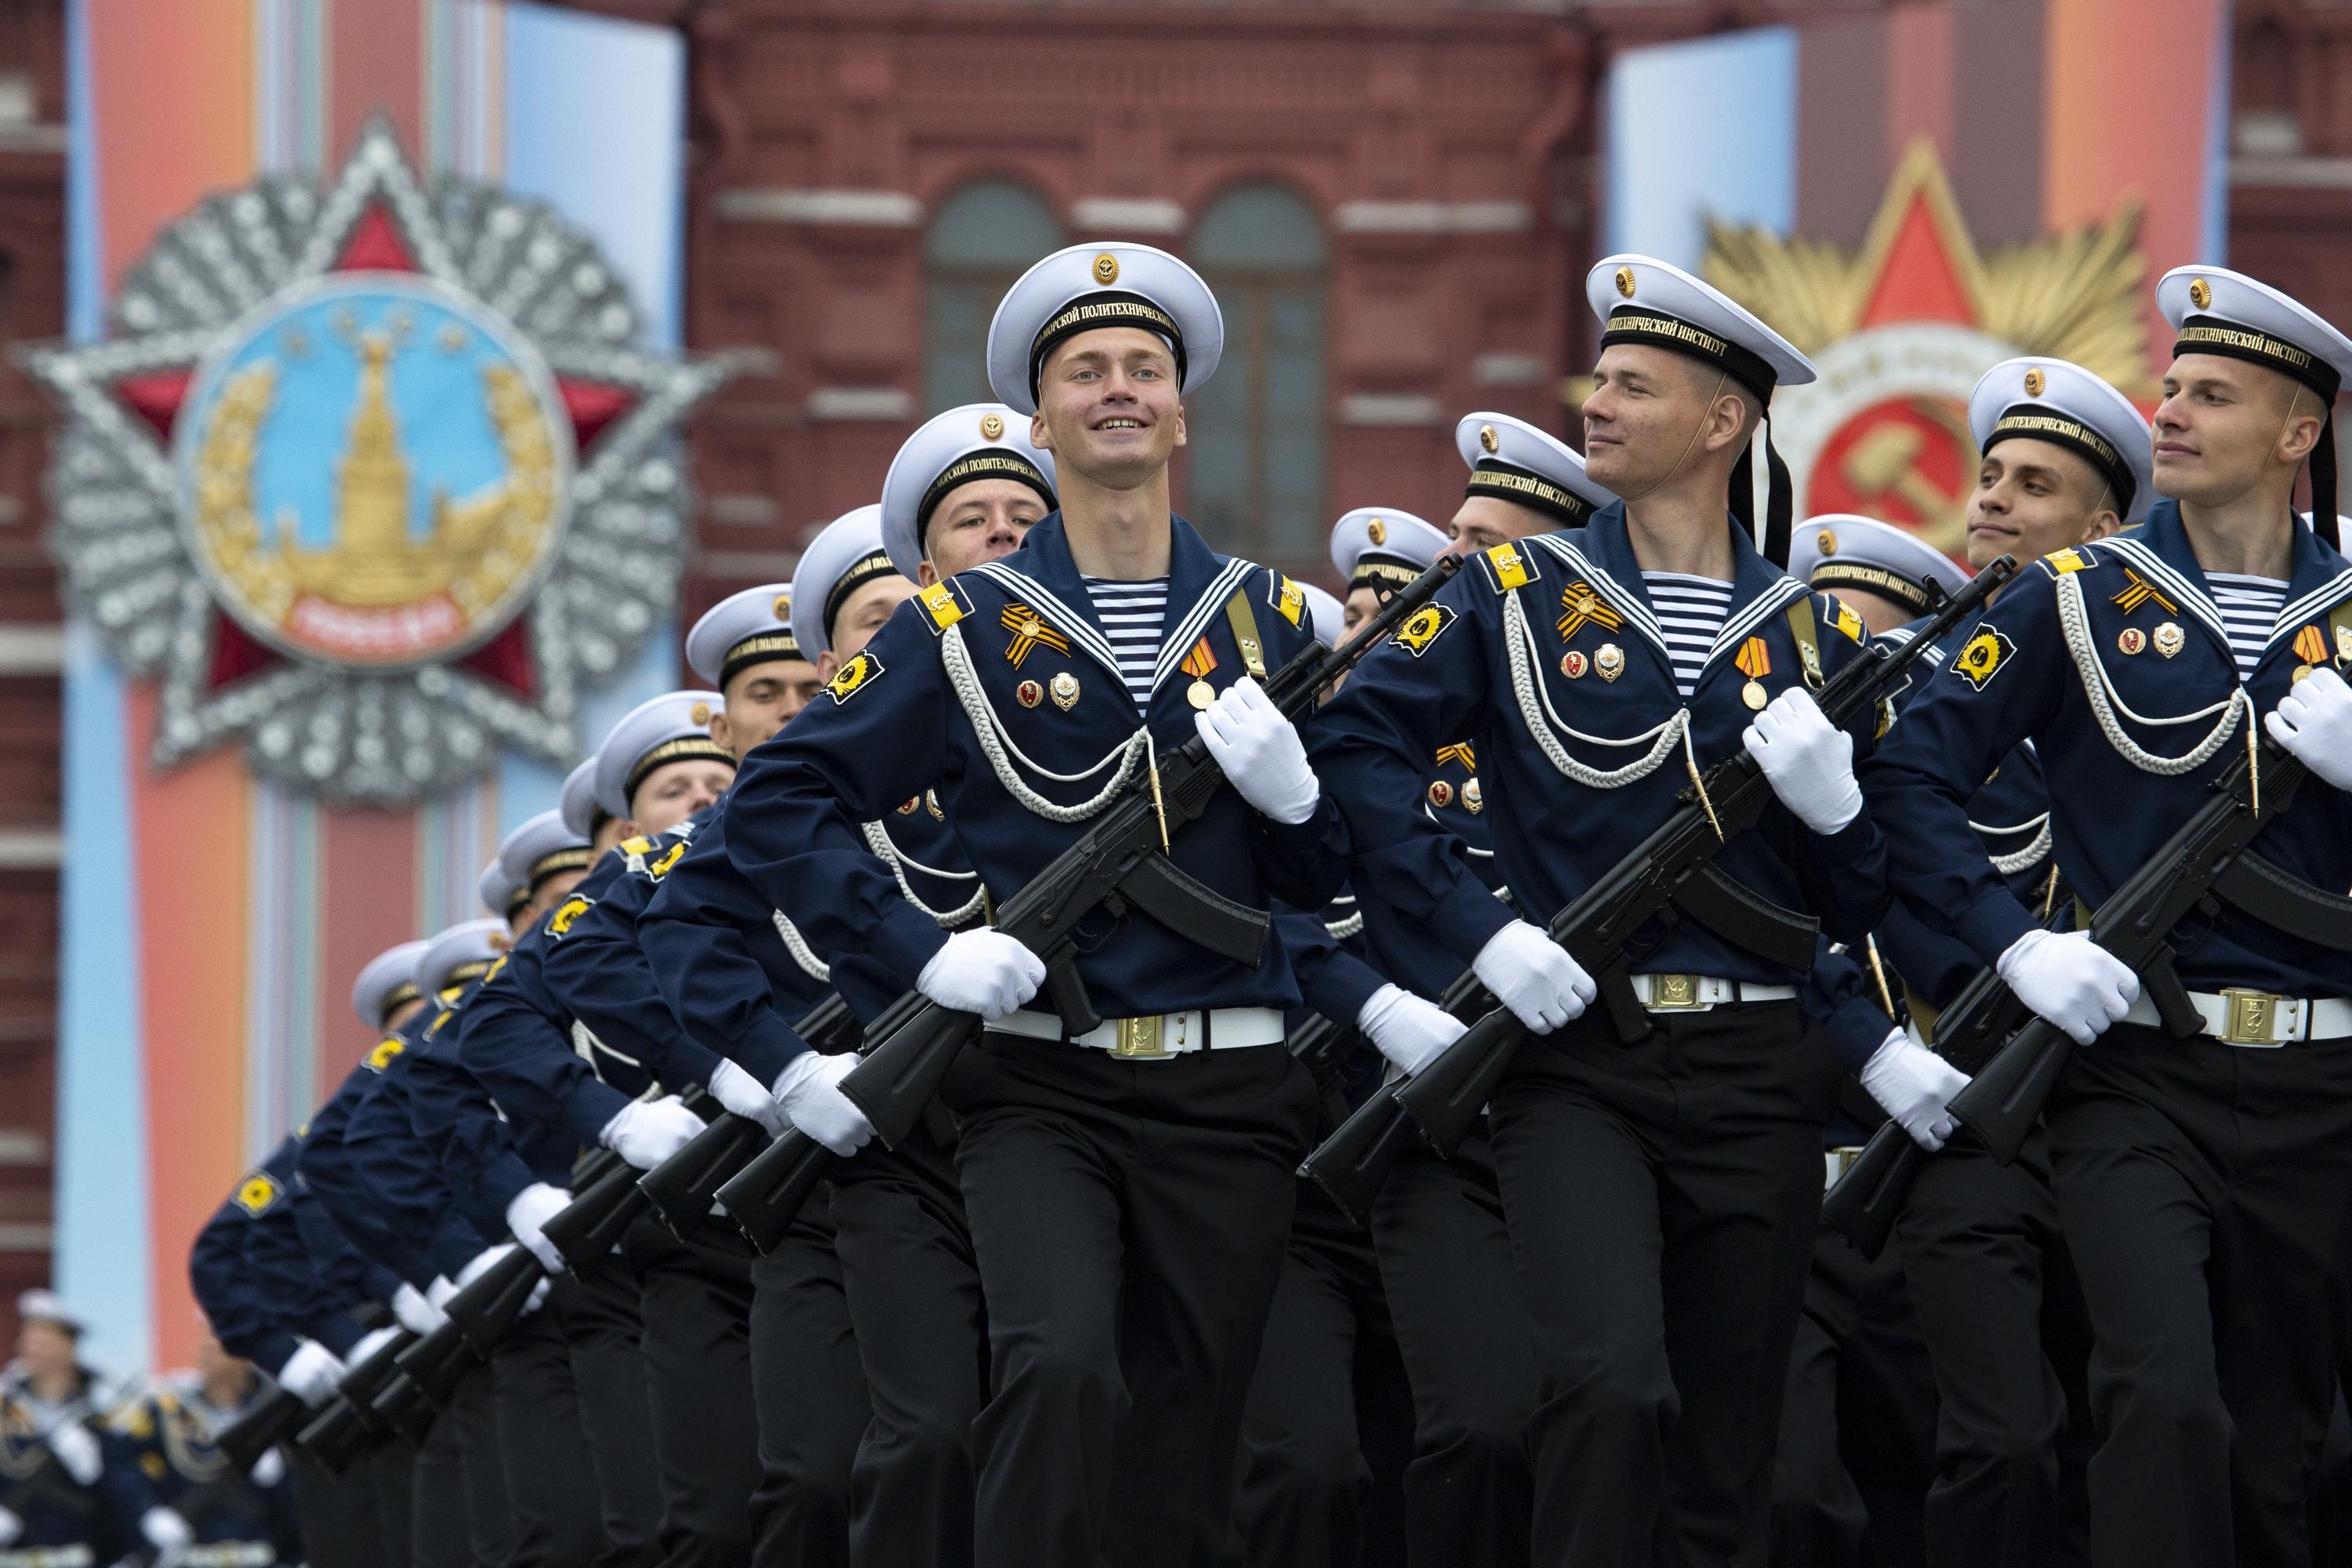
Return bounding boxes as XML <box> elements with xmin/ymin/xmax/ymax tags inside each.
<box><xmin>925</xmin><ymin>181</ymin><xmax>1062</xmax><ymax>413</ymax></box>
<box><xmin>1185</xmin><ymin>186</ymin><xmax>1327</xmax><ymax>558</ymax></box>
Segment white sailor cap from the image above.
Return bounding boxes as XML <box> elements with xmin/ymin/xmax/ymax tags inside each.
<box><xmin>557</xmin><ymin>757</ymin><xmax>601</xmax><ymax>840</ymax></box>
<box><xmin>790</xmin><ymin>505</ymin><xmax>903</xmax><ymax>661</ymax></box>
<box><xmin>417</xmin><ymin>917</ymin><xmax>510</xmax><ymax>1000</ymax></box>
<box><xmin>2159</xmin><ymin>264</ymin><xmax>2352</xmax><ymax>546</ymax></box>
<box><xmin>880</xmin><ymin>404</ymin><xmax>1060</xmax><ymax>579</ymax></box>
<box><xmin>1788</xmin><ymin>514</ymin><xmax>1969</xmax><ymax>619</ymax></box>
<box><xmin>986</xmin><ymin>242</ymin><xmax>1224</xmax><ymax>417</ymax></box>
<box><xmin>16</xmin><ymin>1290</ymin><xmax>83</xmax><ymax>1337</ymax></box>
<box><xmin>1329</xmin><ymin>508</ymin><xmax>1447</xmax><ymax>603</ymax></box>
<box><xmin>496</xmin><ymin>809</ymin><xmax>593</xmax><ymax>909</ymax></box>
<box><xmin>351</xmin><ymin>938</ymin><xmax>430</xmax><ymax>1032</ymax></box>
<box><xmin>592</xmin><ymin>690</ymin><xmax>732</xmax><ymax>822</ymax></box>
<box><xmin>477</xmin><ymin>858</ymin><xmax>522</xmax><ymax>921</ymax></box>
<box><xmin>1454</xmin><ymin>413</ymin><xmax>1615</xmax><ymax>529</ymax></box>
<box><xmin>687</xmin><ymin>585</ymin><xmax>807</xmax><ymax>691</ymax></box>
<box><xmin>1966</xmin><ymin>357</ymin><xmax>2154</xmax><ymax>524</ymax></box>
<box><xmin>1297</xmin><ymin>583</ymin><xmax>1345</xmax><ymax>650</ymax></box>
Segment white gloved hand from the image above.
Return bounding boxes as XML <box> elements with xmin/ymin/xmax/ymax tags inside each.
<box><xmin>524</xmin><ymin>1278</ymin><xmax>551</xmax><ymax>1316</ymax></box>
<box><xmin>141</xmin><ymin>1505</ymin><xmax>194</xmax><ymax>1553</ymax></box>
<box><xmin>45</xmin><ymin>1420</ymin><xmax>100</xmax><ymax>1485</ymax></box>
<box><xmin>1472</xmin><ymin>920</ymin><xmax>1596</xmax><ymax>1034</ymax></box>
<box><xmin>273</xmin><ymin>1338</ymin><xmax>346</xmax><ymax>1408</ymax></box>
<box><xmin>505</xmin><ymin>1181</ymin><xmax>572</xmax><ymax>1274</ymax></box>
<box><xmin>425</xmin><ymin>1275</ymin><xmax>459</xmax><ymax>1313</ymax></box>
<box><xmin>393</xmin><ymin>1281</ymin><xmax>446</xmax><ymax>1335</ymax></box>
<box><xmin>1860</xmin><ymin>1028</ymin><xmax>1971</xmax><ymax>1152</ymax></box>
<box><xmin>2265</xmin><ymin>666</ymin><xmax>2352</xmax><ymax>792</ymax></box>
<box><xmin>1195</xmin><ymin>677</ymin><xmax>1321</xmax><ymax>824</ymax></box>
<box><xmin>709</xmin><ymin>1058</ymin><xmax>789</xmax><ymax>1138</ymax></box>
<box><xmin>775</xmin><ymin>1051</ymin><xmax>877</xmax><ymax>1157</ymax></box>
<box><xmin>346</xmin><ymin>1324</ymin><xmax>403</xmax><ymax>1370</ymax></box>
<box><xmin>600</xmin><ymin>1094</ymin><xmax>704</xmax><ymax>1171</ymax></box>
<box><xmin>915</xmin><ymin>928</ymin><xmax>1047</xmax><ymax>1021</ymax></box>
<box><xmin>251</xmin><ymin>1445</ymin><xmax>285</xmax><ymax>1486</ymax></box>
<box><xmin>456</xmin><ymin>1243</ymin><xmax>517</xmax><ymax>1291</ymax></box>
<box><xmin>1998</xmin><ymin>928</ymin><xmax>2139</xmax><ymax>1045</ymax></box>
<box><xmin>0</xmin><ymin>1505</ymin><xmax>18</xmax><ymax>1545</ymax></box>
<box><xmin>1356</xmin><ymin>984</ymin><xmax>1467</xmax><ymax>1077</ymax></box>
<box><xmin>1743</xmin><ymin>688</ymin><xmax>1864</xmax><ymax>834</ymax></box>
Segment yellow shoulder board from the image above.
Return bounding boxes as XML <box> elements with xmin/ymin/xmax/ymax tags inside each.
<box><xmin>1483</xmin><ymin>541</ymin><xmax>1537</xmax><ymax>592</ymax></box>
<box><xmin>1832</xmin><ymin>601</ymin><xmax>1865</xmax><ymax>643</ymax></box>
<box><xmin>918</xmin><ymin>580</ymin><xmax>967</xmax><ymax>633</ymax></box>
<box><xmin>619</xmin><ymin>835</ymin><xmax>654</xmax><ymax>856</ymax></box>
<box><xmin>1273</xmin><ymin>574</ymin><xmax>1306</xmax><ymax>628</ymax></box>
<box><xmin>364</xmin><ymin>1036</ymin><xmax>405</xmax><ymax>1072</ymax></box>
<box><xmin>2042</xmin><ymin>547</ymin><xmax>2090</xmax><ymax>576</ymax></box>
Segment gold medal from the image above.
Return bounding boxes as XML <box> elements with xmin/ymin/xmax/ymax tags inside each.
<box><xmin>1187</xmin><ymin>678</ymin><xmax>1215</xmax><ymax>710</ymax></box>
<box><xmin>1742</xmin><ymin>679</ymin><xmax>1768</xmax><ymax>710</ymax></box>
<box><xmin>1595</xmin><ymin>643</ymin><xmax>1624</xmax><ymax>682</ymax></box>
<box><xmin>2154</xmin><ymin>622</ymin><xmax>2184</xmax><ymax>659</ymax></box>
<box><xmin>1050</xmin><ymin>671</ymin><xmax>1080</xmax><ymax>711</ymax></box>
<box><xmin>1016</xmin><ymin>679</ymin><xmax>1043</xmax><ymax>709</ymax></box>
<box><xmin>2294</xmin><ymin>664</ymin><xmax>2314</xmax><ymax>683</ymax></box>
<box><xmin>2118</xmin><ymin>627</ymin><xmax>2145</xmax><ymax>656</ymax></box>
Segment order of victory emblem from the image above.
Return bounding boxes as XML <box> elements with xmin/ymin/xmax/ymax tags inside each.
<box><xmin>23</xmin><ymin>121</ymin><xmax>748</xmax><ymax>801</ymax></box>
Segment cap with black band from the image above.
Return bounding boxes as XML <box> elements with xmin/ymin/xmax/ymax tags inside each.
<box><xmin>1965</xmin><ymin>356</ymin><xmax>2153</xmax><ymax>526</ymax></box>
<box><xmin>1787</xmin><ymin>514</ymin><xmax>1969</xmax><ymax>620</ymax></box>
<box><xmin>687</xmin><ymin>584</ymin><xmax>812</xmax><ymax>695</ymax></box>
<box><xmin>986</xmin><ymin>242</ymin><xmax>1225</xmax><ymax>418</ymax></box>
<box><xmin>590</xmin><ymin>690</ymin><xmax>733</xmax><ymax>822</ymax></box>
<box><xmin>880</xmin><ymin>405</ymin><xmax>1059</xmax><ymax>579</ymax></box>
<box><xmin>1454</xmin><ymin>412</ymin><xmax>1615</xmax><ymax>532</ymax></box>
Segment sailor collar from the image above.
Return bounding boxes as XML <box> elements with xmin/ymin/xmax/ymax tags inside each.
<box><xmin>1519</xmin><ymin>502</ymin><xmax>1812</xmax><ymax>683</ymax></box>
<box><xmin>2085</xmin><ymin>500</ymin><xmax>2352</xmax><ymax>663</ymax></box>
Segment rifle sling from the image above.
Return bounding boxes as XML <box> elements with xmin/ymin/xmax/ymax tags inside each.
<box><xmin>2209</xmin><ymin>848</ymin><xmax>2352</xmax><ymax>953</ymax></box>
<box><xmin>1668</xmin><ymin>863</ymin><xmax>1821</xmax><ymax>971</ymax></box>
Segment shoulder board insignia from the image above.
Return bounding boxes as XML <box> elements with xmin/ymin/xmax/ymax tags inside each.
<box><xmin>826</xmin><ymin>649</ymin><xmax>884</xmax><ymax>704</ymax></box>
<box><xmin>1392</xmin><ymin>602</ymin><xmax>1457</xmax><ymax>658</ymax></box>
<box><xmin>1479</xmin><ymin>541</ymin><xmax>1537</xmax><ymax>592</ymax></box>
<box><xmin>363</xmin><ymin>1036</ymin><xmax>405</xmax><ymax>1072</ymax></box>
<box><xmin>619</xmin><ymin>835</ymin><xmax>654</xmax><ymax>856</ymax></box>
<box><xmin>1272</xmin><ymin>573</ymin><xmax>1307</xmax><ymax>628</ymax></box>
<box><xmin>546</xmin><ymin>893</ymin><xmax>592</xmax><ymax>938</ymax></box>
<box><xmin>917</xmin><ymin>579</ymin><xmax>971</xmax><ymax>634</ymax></box>
<box><xmin>1952</xmin><ymin>624</ymin><xmax>2016</xmax><ymax>691</ymax></box>
<box><xmin>2042</xmin><ymin>547</ymin><xmax>2091</xmax><ymax>577</ymax></box>
<box><xmin>1831</xmin><ymin>601</ymin><xmax>1866</xmax><ymax>643</ymax></box>
<box><xmin>233</xmin><ymin>1173</ymin><xmax>281</xmax><ymax>1217</ymax></box>
<box><xmin>646</xmin><ymin>840</ymin><xmax>687</xmax><ymax>880</ymax></box>
<box><xmin>430</xmin><ymin>1007</ymin><xmax>455</xmax><ymax>1033</ymax></box>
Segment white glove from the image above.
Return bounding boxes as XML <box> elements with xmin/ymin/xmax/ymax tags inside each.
<box><xmin>524</xmin><ymin>1278</ymin><xmax>551</xmax><ymax>1316</ymax></box>
<box><xmin>600</xmin><ymin>1094</ymin><xmax>705</xmax><ymax>1170</ymax></box>
<box><xmin>1472</xmin><ymin>920</ymin><xmax>1595</xmax><ymax>1033</ymax></box>
<box><xmin>251</xmin><ymin>1445</ymin><xmax>285</xmax><ymax>1486</ymax></box>
<box><xmin>456</xmin><ymin>1243</ymin><xmax>517</xmax><ymax>1291</ymax></box>
<box><xmin>915</xmin><ymin>928</ymin><xmax>1046</xmax><ymax>1021</ymax></box>
<box><xmin>346</xmin><ymin>1324</ymin><xmax>403</xmax><ymax>1370</ymax></box>
<box><xmin>1743</xmin><ymin>688</ymin><xmax>1864</xmax><ymax>834</ymax></box>
<box><xmin>2265</xmin><ymin>666</ymin><xmax>2352</xmax><ymax>792</ymax></box>
<box><xmin>1195</xmin><ymin>677</ymin><xmax>1320</xmax><ymax>824</ymax></box>
<box><xmin>393</xmin><ymin>1281</ymin><xmax>446</xmax><ymax>1335</ymax></box>
<box><xmin>1860</xmin><ymin>1028</ymin><xmax>1970</xmax><ymax>1152</ymax></box>
<box><xmin>710</xmin><ymin>1058</ymin><xmax>789</xmax><ymax>1138</ymax></box>
<box><xmin>1356</xmin><ymin>984</ymin><xmax>1467</xmax><ymax>1077</ymax></box>
<box><xmin>775</xmin><ymin>1051</ymin><xmax>877</xmax><ymax>1157</ymax></box>
<box><xmin>425</xmin><ymin>1275</ymin><xmax>459</xmax><ymax>1312</ymax></box>
<box><xmin>0</xmin><ymin>1505</ymin><xmax>18</xmax><ymax>1545</ymax></box>
<box><xmin>1998</xmin><ymin>928</ymin><xmax>2139</xmax><ymax>1046</ymax></box>
<box><xmin>141</xmin><ymin>1506</ymin><xmax>194</xmax><ymax>1554</ymax></box>
<box><xmin>45</xmin><ymin>1420</ymin><xmax>100</xmax><ymax>1485</ymax></box>
<box><xmin>505</xmin><ymin>1181</ymin><xmax>572</xmax><ymax>1274</ymax></box>
<box><xmin>273</xmin><ymin>1338</ymin><xmax>345</xmax><ymax>1408</ymax></box>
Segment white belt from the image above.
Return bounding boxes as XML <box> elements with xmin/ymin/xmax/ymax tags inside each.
<box><xmin>1630</xmin><ymin>973</ymin><xmax>1798</xmax><ymax>1011</ymax></box>
<box><xmin>1824</xmin><ymin>1146</ymin><xmax>1864</xmax><ymax>1192</ymax></box>
<box><xmin>2121</xmin><ymin>987</ymin><xmax>2352</xmax><ymax>1046</ymax></box>
<box><xmin>991</xmin><ymin>1005</ymin><xmax>1287</xmax><ymax>1058</ymax></box>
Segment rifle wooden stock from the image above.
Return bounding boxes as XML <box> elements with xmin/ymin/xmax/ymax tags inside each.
<box><xmin>216</xmin><ymin>1386</ymin><xmax>307</xmax><ymax>1473</ymax></box>
<box><xmin>1386</xmin><ymin>557</ymin><xmax>2018</xmax><ymax>1160</ymax></box>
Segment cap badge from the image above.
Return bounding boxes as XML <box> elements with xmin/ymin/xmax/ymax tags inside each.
<box><xmin>689</xmin><ymin>701</ymin><xmax>713</xmax><ymax>725</ymax></box>
<box><xmin>1463</xmin><ymin>778</ymin><xmax>1483</xmax><ymax>814</ymax></box>
<box><xmin>2154</xmin><ymin>622</ymin><xmax>2185</xmax><ymax>658</ymax></box>
<box><xmin>2189</xmin><ymin>277</ymin><xmax>2212</xmax><ymax>310</ymax></box>
<box><xmin>1479</xmin><ymin>424</ymin><xmax>1499</xmax><ymax>455</ymax></box>
<box><xmin>1426</xmin><ymin>780</ymin><xmax>1454</xmax><ymax>809</ymax></box>
<box><xmin>2117</xmin><ymin>627</ymin><xmax>2146</xmax><ymax>656</ymax></box>
<box><xmin>1367</xmin><ymin>517</ymin><xmax>1387</xmax><ymax>546</ymax></box>
<box><xmin>980</xmin><ymin>412</ymin><xmax>1005</xmax><ymax>441</ymax></box>
<box><xmin>1614</xmin><ymin>266</ymin><xmax>1636</xmax><ymax>299</ymax></box>
<box><xmin>1816</xmin><ymin>528</ymin><xmax>1838</xmax><ymax>557</ymax></box>
<box><xmin>1595</xmin><ymin>642</ymin><xmax>1624</xmax><ymax>681</ymax></box>
<box><xmin>772</xmin><ymin>593</ymin><xmax>791</xmax><ymax>619</ymax></box>
<box><xmin>1560</xmin><ymin>649</ymin><xmax>1588</xmax><ymax>680</ymax></box>
<box><xmin>2024</xmin><ymin>368</ymin><xmax>2045</xmax><ymax>397</ymax></box>
<box><xmin>1049</xmin><ymin>670</ymin><xmax>1080</xmax><ymax>711</ymax></box>
<box><xmin>1016</xmin><ymin>678</ymin><xmax>1044</xmax><ymax>709</ymax></box>
<box><xmin>1092</xmin><ymin>252</ymin><xmax>1120</xmax><ymax>286</ymax></box>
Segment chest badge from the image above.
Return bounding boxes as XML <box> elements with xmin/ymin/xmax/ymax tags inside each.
<box><xmin>1181</xmin><ymin>637</ymin><xmax>1219</xmax><ymax>710</ymax></box>
<box><xmin>1560</xmin><ymin>650</ymin><xmax>1588</xmax><ymax>679</ymax></box>
<box><xmin>1734</xmin><ymin>636</ymin><xmax>1772</xmax><ymax>710</ymax></box>
<box><xmin>1427</xmin><ymin>780</ymin><xmax>1454</xmax><ymax>808</ymax></box>
<box><xmin>1016</xmin><ymin>678</ymin><xmax>1044</xmax><ymax>709</ymax></box>
<box><xmin>1556</xmin><ymin>581</ymin><xmax>1624</xmax><ymax>642</ymax></box>
<box><xmin>2154</xmin><ymin>622</ymin><xmax>2185</xmax><ymax>659</ymax></box>
<box><xmin>1002</xmin><ymin>604</ymin><xmax>1072</xmax><ymax>669</ymax></box>
<box><xmin>1050</xmin><ymin>671</ymin><xmax>1081</xmax><ymax>711</ymax></box>
<box><xmin>1953</xmin><ymin>625</ymin><xmax>2015</xmax><ymax>691</ymax></box>
<box><xmin>2118</xmin><ymin>627</ymin><xmax>2145</xmax><ymax>655</ymax></box>
<box><xmin>2113</xmin><ymin>568</ymin><xmax>2178</xmax><ymax>617</ymax></box>
<box><xmin>2337</xmin><ymin>624</ymin><xmax>2352</xmax><ymax>665</ymax></box>
<box><xmin>1595</xmin><ymin>643</ymin><xmax>1624</xmax><ymax>682</ymax></box>
<box><xmin>1463</xmin><ymin>777</ymin><xmax>1483</xmax><ymax>814</ymax></box>
<box><xmin>1392</xmin><ymin>603</ymin><xmax>1457</xmax><ymax>658</ymax></box>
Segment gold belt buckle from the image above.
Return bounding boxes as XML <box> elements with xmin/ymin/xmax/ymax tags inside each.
<box><xmin>2220</xmin><ymin>988</ymin><xmax>2284</xmax><ymax>1046</ymax></box>
<box><xmin>1112</xmin><ymin>1014</ymin><xmax>1173</xmax><ymax>1059</ymax></box>
<box><xmin>1646</xmin><ymin>974</ymin><xmax>1704</xmax><ymax>1011</ymax></box>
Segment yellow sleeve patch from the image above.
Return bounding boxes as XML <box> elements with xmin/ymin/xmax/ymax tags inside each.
<box><xmin>364</xmin><ymin>1036</ymin><xmax>406</xmax><ymax>1072</ymax></box>
<box><xmin>918</xmin><ymin>581</ymin><xmax>966</xmax><ymax>632</ymax></box>
<box><xmin>234</xmin><ymin>1173</ymin><xmax>281</xmax><ymax>1217</ymax></box>
<box><xmin>619</xmin><ymin>835</ymin><xmax>654</xmax><ymax>857</ymax></box>
<box><xmin>546</xmin><ymin>893</ymin><xmax>592</xmax><ymax>937</ymax></box>
<box><xmin>826</xmin><ymin>650</ymin><xmax>885</xmax><ymax>704</ymax></box>
<box><xmin>647</xmin><ymin>840</ymin><xmax>687</xmax><ymax>880</ymax></box>
<box><xmin>1392</xmin><ymin>603</ymin><xmax>1457</xmax><ymax>658</ymax></box>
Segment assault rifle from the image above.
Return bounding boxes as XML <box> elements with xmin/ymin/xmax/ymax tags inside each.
<box><xmin>292</xmin><ymin>1328</ymin><xmax>415</xmax><ymax>1472</ymax></box>
<box><xmin>1305</xmin><ymin>556</ymin><xmax>2015</xmax><ymax>1195</ymax></box>
<box><xmin>215</xmin><ymin>1385</ymin><xmax>310</xmax><ymax>1474</ymax></box>
<box><xmin>710</xmin><ymin>554</ymin><xmax>1464</xmax><ymax>1251</ymax></box>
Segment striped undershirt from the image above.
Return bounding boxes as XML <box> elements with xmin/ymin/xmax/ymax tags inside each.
<box><xmin>1641</xmin><ymin>572</ymin><xmax>1735</xmax><ymax>699</ymax></box>
<box><xmin>1081</xmin><ymin>575</ymin><xmax>1169</xmax><ymax>710</ymax></box>
<box><xmin>2205</xmin><ymin>572</ymin><xmax>2287</xmax><ymax>682</ymax></box>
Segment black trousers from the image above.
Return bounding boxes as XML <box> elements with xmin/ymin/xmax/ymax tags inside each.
<box><xmin>366</xmin><ymin>1434</ymin><xmax>416</xmax><ymax>1567</ymax></box>
<box><xmin>559</xmin><ymin>1251</ymin><xmax>668</xmax><ymax>1568</ymax></box>
<box><xmin>411</xmin><ymin>1356</ymin><xmax>515</xmax><ymax>1567</ymax></box>
<box><xmin>2045</xmin><ymin>1025</ymin><xmax>2352</xmax><ymax>1568</ymax></box>
<box><xmin>288</xmin><ymin>1439</ymin><xmax>387</xmax><ymax>1568</ymax></box>
<box><xmin>946</xmin><ymin>1035</ymin><xmax>1319</xmax><ymax>1568</ymax></box>
<box><xmin>1228</xmin><ymin>1175</ymin><xmax>1412</xmax><ymax>1568</ymax></box>
<box><xmin>1896</xmin><ymin>1131</ymin><xmax>2092</xmax><ymax>1568</ymax></box>
<box><xmin>747</xmin><ymin>1201</ymin><xmax>867</xmax><ymax>1568</ymax></box>
<box><xmin>1769</xmin><ymin>1218</ymin><xmax>1939</xmax><ymax>1568</ymax></box>
<box><xmin>1489</xmin><ymin>1000</ymin><xmax>1839</xmax><ymax>1568</ymax></box>
<box><xmin>492</xmin><ymin>1293</ymin><xmax>614</xmax><ymax>1567</ymax></box>
<box><xmin>626</xmin><ymin>1218</ymin><xmax>761</xmax><ymax>1568</ymax></box>
<box><xmin>1369</xmin><ymin>1128</ymin><xmax>1536</xmax><ymax>1568</ymax></box>
<box><xmin>831</xmin><ymin>1128</ymin><xmax>986</xmax><ymax>1568</ymax></box>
